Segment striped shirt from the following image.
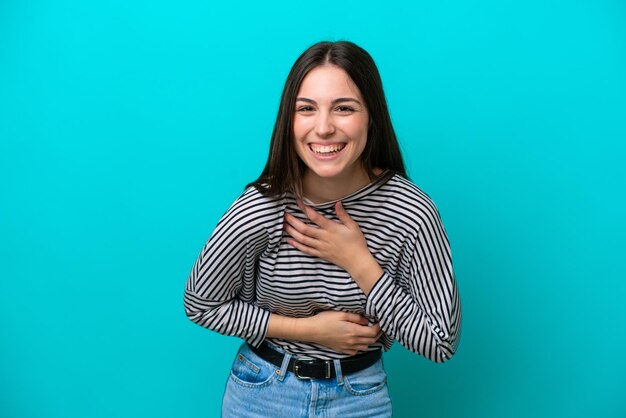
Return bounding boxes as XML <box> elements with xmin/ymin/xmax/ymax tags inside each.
<box><xmin>184</xmin><ymin>172</ymin><xmax>461</xmax><ymax>362</ymax></box>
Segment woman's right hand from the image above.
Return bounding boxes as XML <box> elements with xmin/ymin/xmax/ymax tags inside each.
<box><xmin>302</xmin><ymin>311</ymin><xmax>382</xmax><ymax>356</ymax></box>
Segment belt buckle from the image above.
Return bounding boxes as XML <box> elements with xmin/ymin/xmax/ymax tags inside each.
<box><xmin>293</xmin><ymin>358</ymin><xmax>332</xmax><ymax>380</ymax></box>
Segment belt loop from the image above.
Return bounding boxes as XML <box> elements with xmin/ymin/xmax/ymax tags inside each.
<box><xmin>333</xmin><ymin>359</ymin><xmax>344</xmax><ymax>386</ymax></box>
<box><xmin>277</xmin><ymin>350</ymin><xmax>291</xmax><ymax>382</ymax></box>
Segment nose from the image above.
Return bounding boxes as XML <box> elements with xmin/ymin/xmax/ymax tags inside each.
<box><xmin>314</xmin><ymin>111</ymin><xmax>335</xmax><ymax>138</ymax></box>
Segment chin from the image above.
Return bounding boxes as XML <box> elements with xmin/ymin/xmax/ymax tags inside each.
<box><xmin>308</xmin><ymin>166</ymin><xmax>347</xmax><ymax>179</ymax></box>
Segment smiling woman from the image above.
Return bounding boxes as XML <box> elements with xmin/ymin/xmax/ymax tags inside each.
<box><xmin>293</xmin><ymin>65</ymin><xmax>371</xmax><ymax>203</ymax></box>
<box><xmin>184</xmin><ymin>41</ymin><xmax>462</xmax><ymax>418</ymax></box>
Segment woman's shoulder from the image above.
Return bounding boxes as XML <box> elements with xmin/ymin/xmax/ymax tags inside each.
<box><xmin>379</xmin><ymin>173</ymin><xmax>444</xmax><ymax>224</ymax></box>
<box><xmin>223</xmin><ymin>185</ymin><xmax>285</xmax><ymax>219</ymax></box>
<box><xmin>206</xmin><ymin>186</ymin><xmax>286</xmax><ymax>247</ymax></box>
<box><xmin>382</xmin><ymin>174</ymin><xmax>437</xmax><ymax>204</ymax></box>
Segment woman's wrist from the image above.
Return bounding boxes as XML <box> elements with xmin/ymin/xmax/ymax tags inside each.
<box><xmin>348</xmin><ymin>254</ymin><xmax>383</xmax><ymax>296</ymax></box>
<box><xmin>267</xmin><ymin>314</ymin><xmax>314</xmax><ymax>343</ymax></box>
<box><xmin>267</xmin><ymin>314</ymin><xmax>298</xmax><ymax>340</ymax></box>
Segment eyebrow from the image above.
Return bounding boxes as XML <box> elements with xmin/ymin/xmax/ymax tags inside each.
<box><xmin>295</xmin><ymin>97</ymin><xmax>362</xmax><ymax>105</ymax></box>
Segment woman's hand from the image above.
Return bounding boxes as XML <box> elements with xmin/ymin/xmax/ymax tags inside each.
<box><xmin>284</xmin><ymin>201</ymin><xmax>383</xmax><ymax>294</ymax></box>
<box><xmin>302</xmin><ymin>311</ymin><xmax>382</xmax><ymax>356</ymax></box>
<box><xmin>284</xmin><ymin>201</ymin><xmax>366</xmax><ymax>272</ymax></box>
<box><xmin>267</xmin><ymin>311</ymin><xmax>382</xmax><ymax>356</ymax></box>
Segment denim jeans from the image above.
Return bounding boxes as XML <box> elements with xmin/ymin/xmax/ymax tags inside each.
<box><xmin>221</xmin><ymin>342</ymin><xmax>392</xmax><ymax>417</ymax></box>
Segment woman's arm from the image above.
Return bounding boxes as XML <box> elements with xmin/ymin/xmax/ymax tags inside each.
<box><xmin>184</xmin><ymin>189</ymin><xmax>382</xmax><ymax>354</ymax></box>
<box><xmin>285</xmin><ymin>200</ymin><xmax>461</xmax><ymax>363</ymax></box>
<box><xmin>183</xmin><ymin>189</ymin><xmax>275</xmax><ymax>347</ymax></box>
<box><xmin>267</xmin><ymin>311</ymin><xmax>382</xmax><ymax>356</ymax></box>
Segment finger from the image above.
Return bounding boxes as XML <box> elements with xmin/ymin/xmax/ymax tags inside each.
<box><xmin>356</xmin><ymin>323</ymin><xmax>381</xmax><ymax>338</ymax></box>
<box><xmin>356</xmin><ymin>336</ymin><xmax>379</xmax><ymax>346</ymax></box>
<box><xmin>343</xmin><ymin>313</ymin><xmax>370</xmax><ymax>326</ymax></box>
<box><xmin>286</xmin><ymin>238</ymin><xmax>320</xmax><ymax>258</ymax></box>
<box><xmin>299</xmin><ymin>201</ymin><xmax>334</xmax><ymax>229</ymax></box>
<box><xmin>369</xmin><ymin>323</ymin><xmax>381</xmax><ymax>333</ymax></box>
<box><xmin>284</xmin><ymin>223</ymin><xmax>320</xmax><ymax>249</ymax></box>
<box><xmin>335</xmin><ymin>201</ymin><xmax>355</xmax><ymax>227</ymax></box>
<box><xmin>284</xmin><ymin>213</ymin><xmax>322</xmax><ymax>239</ymax></box>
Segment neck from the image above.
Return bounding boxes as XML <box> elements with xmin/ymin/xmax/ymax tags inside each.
<box><xmin>301</xmin><ymin>166</ymin><xmax>382</xmax><ymax>204</ymax></box>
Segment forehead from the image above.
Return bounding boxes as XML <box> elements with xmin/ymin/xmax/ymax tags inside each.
<box><xmin>297</xmin><ymin>65</ymin><xmax>362</xmax><ymax>100</ymax></box>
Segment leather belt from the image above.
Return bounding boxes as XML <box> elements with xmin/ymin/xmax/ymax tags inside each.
<box><xmin>249</xmin><ymin>342</ymin><xmax>382</xmax><ymax>380</ymax></box>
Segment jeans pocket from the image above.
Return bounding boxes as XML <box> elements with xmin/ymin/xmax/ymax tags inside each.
<box><xmin>229</xmin><ymin>347</ymin><xmax>278</xmax><ymax>389</ymax></box>
<box><xmin>343</xmin><ymin>360</ymin><xmax>388</xmax><ymax>396</ymax></box>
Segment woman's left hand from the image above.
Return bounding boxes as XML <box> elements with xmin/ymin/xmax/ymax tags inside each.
<box><xmin>284</xmin><ymin>201</ymin><xmax>383</xmax><ymax>293</ymax></box>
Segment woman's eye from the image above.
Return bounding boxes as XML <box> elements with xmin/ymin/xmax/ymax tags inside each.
<box><xmin>336</xmin><ymin>106</ymin><xmax>355</xmax><ymax>113</ymax></box>
<box><xmin>296</xmin><ymin>106</ymin><xmax>314</xmax><ymax>112</ymax></box>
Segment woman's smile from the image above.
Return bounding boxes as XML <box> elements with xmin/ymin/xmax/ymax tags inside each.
<box><xmin>308</xmin><ymin>142</ymin><xmax>347</xmax><ymax>158</ymax></box>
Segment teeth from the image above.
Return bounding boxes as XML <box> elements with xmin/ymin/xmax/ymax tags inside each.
<box><xmin>310</xmin><ymin>144</ymin><xmax>345</xmax><ymax>154</ymax></box>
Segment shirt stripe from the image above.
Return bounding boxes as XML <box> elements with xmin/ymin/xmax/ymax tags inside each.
<box><xmin>184</xmin><ymin>173</ymin><xmax>461</xmax><ymax>361</ymax></box>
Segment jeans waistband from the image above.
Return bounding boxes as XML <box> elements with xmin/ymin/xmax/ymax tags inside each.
<box><xmin>249</xmin><ymin>342</ymin><xmax>382</xmax><ymax>380</ymax></box>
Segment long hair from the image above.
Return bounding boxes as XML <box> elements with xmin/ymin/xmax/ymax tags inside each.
<box><xmin>249</xmin><ymin>41</ymin><xmax>406</xmax><ymax>197</ymax></box>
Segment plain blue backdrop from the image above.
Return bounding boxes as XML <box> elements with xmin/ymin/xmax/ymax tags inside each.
<box><xmin>1</xmin><ymin>1</ymin><xmax>625</xmax><ymax>417</ymax></box>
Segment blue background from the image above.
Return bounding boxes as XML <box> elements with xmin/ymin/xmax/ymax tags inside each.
<box><xmin>1</xmin><ymin>1</ymin><xmax>625</xmax><ymax>417</ymax></box>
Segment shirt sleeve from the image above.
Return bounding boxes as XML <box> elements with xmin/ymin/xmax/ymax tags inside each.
<box><xmin>365</xmin><ymin>208</ymin><xmax>462</xmax><ymax>363</ymax></box>
<box><xmin>183</xmin><ymin>189</ymin><xmax>273</xmax><ymax>347</ymax></box>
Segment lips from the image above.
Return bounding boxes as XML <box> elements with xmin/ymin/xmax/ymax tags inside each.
<box><xmin>308</xmin><ymin>143</ymin><xmax>346</xmax><ymax>155</ymax></box>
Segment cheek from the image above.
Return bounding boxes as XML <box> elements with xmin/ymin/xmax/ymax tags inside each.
<box><xmin>339</xmin><ymin>116</ymin><xmax>368</xmax><ymax>138</ymax></box>
<box><xmin>349</xmin><ymin>124</ymin><xmax>368</xmax><ymax>148</ymax></box>
<box><xmin>354</xmin><ymin>128</ymin><xmax>369</xmax><ymax>157</ymax></box>
<box><xmin>292</xmin><ymin>124</ymin><xmax>307</xmax><ymax>157</ymax></box>
<box><xmin>293</xmin><ymin>117</ymin><xmax>310</xmax><ymax>140</ymax></box>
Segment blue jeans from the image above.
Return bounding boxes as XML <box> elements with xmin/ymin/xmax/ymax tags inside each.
<box><xmin>221</xmin><ymin>342</ymin><xmax>392</xmax><ymax>417</ymax></box>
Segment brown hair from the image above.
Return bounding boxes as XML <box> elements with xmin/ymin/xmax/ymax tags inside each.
<box><xmin>249</xmin><ymin>41</ymin><xmax>406</xmax><ymax>197</ymax></box>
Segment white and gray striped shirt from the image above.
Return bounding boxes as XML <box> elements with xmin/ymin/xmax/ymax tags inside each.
<box><xmin>184</xmin><ymin>172</ymin><xmax>461</xmax><ymax>362</ymax></box>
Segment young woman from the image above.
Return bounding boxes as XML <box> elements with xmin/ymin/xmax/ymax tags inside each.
<box><xmin>184</xmin><ymin>41</ymin><xmax>461</xmax><ymax>417</ymax></box>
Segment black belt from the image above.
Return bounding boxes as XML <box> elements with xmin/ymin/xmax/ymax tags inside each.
<box><xmin>249</xmin><ymin>342</ymin><xmax>382</xmax><ymax>380</ymax></box>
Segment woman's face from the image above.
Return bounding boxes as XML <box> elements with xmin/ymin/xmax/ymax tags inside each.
<box><xmin>293</xmin><ymin>65</ymin><xmax>369</xmax><ymax>183</ymax></box>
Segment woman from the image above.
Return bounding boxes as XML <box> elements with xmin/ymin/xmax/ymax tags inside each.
<box><xmin>184</xmin><ymin>41</ymin><xmax>461</xmax><ymax>417</ymax></box>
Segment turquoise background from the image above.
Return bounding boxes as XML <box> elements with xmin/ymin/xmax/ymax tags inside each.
<box><xmin>1</xmin><ymin>0</ymin><xmax>625</xmax><ymax>417</ymax></box>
